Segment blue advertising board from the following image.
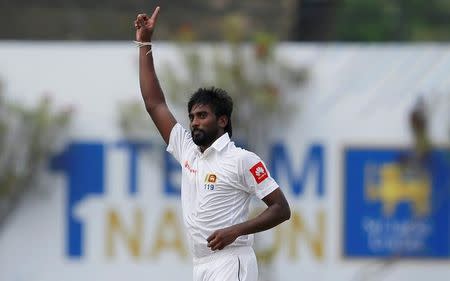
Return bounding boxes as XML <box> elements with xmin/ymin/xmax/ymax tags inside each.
<box><xmin>343</xmin><ymin>147</ymin><xmax>450</xmax><ymax>258</ymax></box>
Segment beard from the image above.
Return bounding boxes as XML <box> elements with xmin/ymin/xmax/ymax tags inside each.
<box><xmin>191</xmin><ymin>128</ymin><xmax>217</xmax><ymax>146</ymax></box>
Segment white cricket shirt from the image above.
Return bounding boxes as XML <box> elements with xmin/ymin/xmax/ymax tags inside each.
<box><xmin>167</xmin><ymin>123</ymin><xmax>279</xmax><ymax>259</ymax></box>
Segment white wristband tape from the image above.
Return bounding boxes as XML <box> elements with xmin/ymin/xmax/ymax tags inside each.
<box><xmin>133</xmin><ymin>41</ymin><xmax>152</xmax><ymax>55</ymax></box>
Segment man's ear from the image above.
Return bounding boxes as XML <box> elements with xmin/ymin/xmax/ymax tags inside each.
<box><xmin>218</xmin><ymin>115</ymin><xmax>228</xmax><ymax>129</ymax></box>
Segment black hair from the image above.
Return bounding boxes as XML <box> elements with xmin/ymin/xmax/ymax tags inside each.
<box><xmin>188</xmin><ymin>87</ymin><xmax>233</xmax><ymax>137</ymax></box>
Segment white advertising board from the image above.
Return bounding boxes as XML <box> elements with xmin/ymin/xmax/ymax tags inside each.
<box><xmin>0</xmin><ymin>42</ymin><xmax>449</xmax><ymax>281</ymax></box>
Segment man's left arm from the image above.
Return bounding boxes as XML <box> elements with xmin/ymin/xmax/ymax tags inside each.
<box><xmin>207</xmin><ymin>188</ymin><xmax>290</xmax><ymax>251</ymax></box>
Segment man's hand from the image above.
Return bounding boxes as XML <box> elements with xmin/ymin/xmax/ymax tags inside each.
<box><xmin>206</xmin><ymin>188</ymin><xmax>290</xmax><ymax>251</ymax></box>
<box><xmin>134</xmin><ymin>6</ymin><xmax>160</xmax><ymax>42</ymax></box>
<box><xmin>207</xmin><ymin>226</ymin><xmax>240</xmax><ymax>251</ymax></box>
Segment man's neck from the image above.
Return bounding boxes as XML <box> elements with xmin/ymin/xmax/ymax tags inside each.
<box><xmin>197</xmin><ymin>144</ymin><xmax>205</xmax><ymax>153</ymax></box>
<box><xmin>198</xmin><ymin>131</ymin><xmax>226</xmax><ymax>153</ymax></box>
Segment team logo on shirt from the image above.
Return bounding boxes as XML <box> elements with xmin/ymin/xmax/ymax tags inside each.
<box><xmin>205</xmin><ymin>173</ymin><xmax>217</xmax><ymax>183</ymax></box>
<box><xmin>250</xmin><ymin>161</ymin><xmax>269</xmax><ymax>184</ymax></box>
<box><xmin>204</xmin><ymin>173</ymin><xmax>217</xmax><ymax>190</ymax></box>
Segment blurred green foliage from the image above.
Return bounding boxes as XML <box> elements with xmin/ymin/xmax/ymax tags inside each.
<box><xmin>0</xmin><ymin>84</ymin><xmax>72</xmax><ymax>225</ymax></box>
<box><xmin>0</xmin><ymin>0</ymin><xmax>294</xmax><ymax>41</ymax></box>
<box><xmin>335</xmin><ymin>0</ymin><xmax>450</xmax><ymax>41</ymax></box>
<box><xmin>1</xmin><ymin>0</ymin><xmax>449</xmax><ymax>41</ymax></box>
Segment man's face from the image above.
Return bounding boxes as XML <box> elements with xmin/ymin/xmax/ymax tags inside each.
<box><xmin>189</xmin><ymin>104</ymin><xmax>220</xmax><ymax>147</ymax></box>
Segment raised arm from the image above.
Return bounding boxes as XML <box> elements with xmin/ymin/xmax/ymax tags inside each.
<box><xmin>135</xmin><ymin>6</ymin><xmax>176</xmax><ymax>144</ymax></box>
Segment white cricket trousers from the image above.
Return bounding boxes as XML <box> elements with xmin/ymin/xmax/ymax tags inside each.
<box><xmin>193</xmin><ymin>246</ymin><xmax>258</xmax><ymax>281</ymax></box>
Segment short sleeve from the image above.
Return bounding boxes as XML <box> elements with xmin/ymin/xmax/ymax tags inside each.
<box><xmin>166</xmin><ymin>123</ymin><xmax>195</xmax><ymax>163</ymax></box>
<box><xmin>239</xmin><ymin>152</ymin><xmax>279</xmax><ymax>199</ymax></box>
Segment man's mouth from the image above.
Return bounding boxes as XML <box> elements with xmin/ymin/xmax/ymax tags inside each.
<box><xmin>192</xmin><ymin>129</ymin><xmax>204</xmax><ymax>136</ymax></box>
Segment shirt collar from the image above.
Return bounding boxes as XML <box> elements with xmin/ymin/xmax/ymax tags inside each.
<box><xmin>211</xmin><ymin>132</ymin><xmax>230</xmax><ymax>152</ymax></box>
<box><xmin>197</xmin><ymin>132</ymin><xmax>230</xmax><ymax>155</ymax></box>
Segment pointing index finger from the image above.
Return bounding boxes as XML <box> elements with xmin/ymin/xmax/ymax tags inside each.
<box><xmin>150</xmin><ymin>6</ymin><xmax>160</xmax><ymax>22</ymax></box>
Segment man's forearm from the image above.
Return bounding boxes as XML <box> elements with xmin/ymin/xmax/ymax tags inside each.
<box><xmin>139</xmin><ymin>47</ymin><xmax>166</xmax><ymax>112</ymax></box>
<box><xmin>235</xmin><ymin>203</ymin><xmax>291</xmax><ymax>236</ymax></box>
<box><xmin>206</xmin><ymin>202</ymin><xmax>290</xmax><ymax>251</ymax></box>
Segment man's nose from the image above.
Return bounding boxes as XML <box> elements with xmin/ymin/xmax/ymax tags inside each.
<box><xmin>191</xmin><ymin>116</ymin><xmax>200</xmax><ymax>127</ymax></box>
